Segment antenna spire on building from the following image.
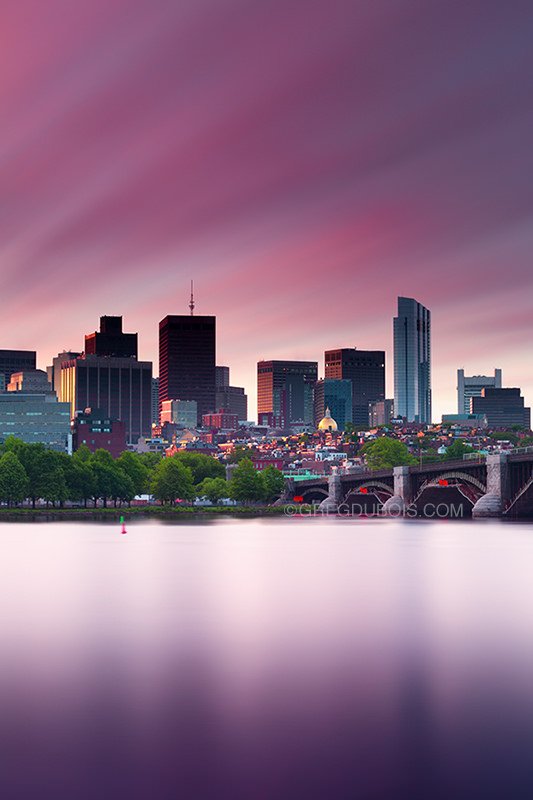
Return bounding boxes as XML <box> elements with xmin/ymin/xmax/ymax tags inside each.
<box><xmin>189</xmin><ymin>280</ymin><xmax>195</xmax><ymax>316</ymax></box>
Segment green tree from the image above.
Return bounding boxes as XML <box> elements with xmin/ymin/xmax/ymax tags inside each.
<box><xmin>17</xmin><ymin>443</ymin><xmax>46</xmax><ymax>507</ymax></box>
<box><xmin>229</xmin><ymin>458</ymin><xmax>264</xmax><ymax>503</ymax></box>
<box><xmin>0</xmin><ymin>451</ymin><xmax>29</xmax><ymax>505</ymax></box>
<box><xmin>444</xmin><ymin>440</ymin><xmax>475</xmax><ymax>460</ymax></box>
<box><xmin>261</xmin><ymin>465</ymin><xmax>285</xmax><ymax>502</ymax></box>
<box><xmin>151</xmin><ymin>457</ymin><xmax>195</xmax><ymax>504</ymax></box>
<box><xmin>117</xmin><ymin>451</ymin><xmax>149</xmax><ymax>496</ymax></box>
<box><xmin>73</xmin><ymin>443</ymin><xmax>93</xmax><ymax>463</ymax></box>
<box><xmin>108</xmin><ymin>468</ymin><xmax>136</xmax><ymax>506</ymax></box>
<box><xmin>197</xmin><ymin>476</ymin><xmax>228</xmax><ymax>504</ymax></box>
<box><xmin>64</xmin><ymin>459</ymin><xmax>96</xmax><ymax>506</ymax></box>
<box><xmin>174</xmin><ymin>452</ymin><xmax>224</xmax><ymax>484</ymax></box>
<box><xmin>90</xmin><ymin>449</ymin><xmax>119</xmax><ymax>507</ymax></box>
<box><xmin>38</xmin><ymin>451</ymin><xmax>68</xmax><ymax>507</ymax></box>
<box><xmin>361</xmin><ymin>438</ymin><xmax>415</xmax><ymax>470</ymax></box>
<box><xmin>138</xmin><ymin>451</ymin><xmax>163</xmax><ymax>470</ymax></box>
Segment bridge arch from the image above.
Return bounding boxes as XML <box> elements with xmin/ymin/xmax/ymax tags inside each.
<box><xmin>298</xmin><ymin>487</ymin><xmax>329</xmax><ymax>504</ymax></box>
<box><xmin>350</xmin><ymin>480</ymin><xmax>394</xmax><ymax>496</ymax></box>
<box><xmin>413</xmin><ymin>471</ymin><xmax>486</xmax><ymax>503</ymax></box>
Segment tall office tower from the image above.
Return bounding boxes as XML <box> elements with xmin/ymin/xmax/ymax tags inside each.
<box><xmin>393</xmin><ymin>297</ymin><xmax>431</xmax><ymax>423</ymax></box>
<box><xmin>324</xmin><ymin>348</ymin><xmax>385</xmax><ymax>428</ymax></box>
<box><xmin>216</xmin><ymin>366</ymin><xmax>230</xmax><ymax>388</ymax></box>
<box><xmin>471</xmin><ymin>388</ymin><xmax>530</xmax><ymax>429</ymax></box>
<box><xmin>457</xmin><ymin>369</ymin><xmax>502</xmax><ymax>414</ymax></box>
<box><xmin>85</xmin><ymin>316</ymin><xmax>138</xmax><ymax>359</ymax></box>
<box><xmin>314</xmin><ymin>379</ymin><xmax>353</xmax><ymax>431</ymax></box>
<box><xmin>257</xmin><ymin>360</ymin><xmax>318</xmax><ymax>428</ymax></box>
<box><xmin>60</xmin><ymin>356</ymin><xmax>152</xmax><ymax>443</ymax></box>
<box><xmin>151</xmin><ymin>378</ymin><xmax>159</xmax><ymax>426</ymax></box>
<box><xmin>159</xmin><ymin>314</ymin><xmax>216</xmax><ymax>424</ymax></box>
<box><xmin>0</xmin><ymin>350</ymin><xmax>37</xmax><ymax>387</ymax></box>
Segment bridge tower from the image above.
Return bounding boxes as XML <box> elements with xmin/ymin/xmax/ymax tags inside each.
<box><xmin>319</xmin><ymin>467</ymin><xmax>344</xmax><ymax>513</ymax></box>
<box><xmin>382</xmin><ymin>466</ymin><xmax>413</xmax><ymax>515</ymax></box>
<box><xmin>472</xmin><ymin>453</ymin><xmax>510</xmax><ymax>518</ymax></box>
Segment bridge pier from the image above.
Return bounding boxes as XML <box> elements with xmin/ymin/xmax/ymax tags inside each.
<box><xmin>319</xmin><ymin>468</ymin><xmax>343</xmax><ymax>513</ymax></box>
<box><xmin>382</xmin><ymin>466</ymin><xmax>412</xmax><ymax>516</ymax></box>
<box><xmin>273</xmin><ymin>477</ymin><xmax>296</xmax><ymax>506</ymax></box>
<box><xmin>472</xmin><ymin>453</ymin><xmax>510</xmax><ymax>518</ymax></box>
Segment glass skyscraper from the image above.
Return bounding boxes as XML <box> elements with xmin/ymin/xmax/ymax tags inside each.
<box><xmin>314</xmin><ymin>379</ymin><xmax>353</xmax><ymax>431</ymax></box>
<box><xmin>393</xmin><ymin>296</ymin><xmax>431</xmax><ymax>423</ymax></box>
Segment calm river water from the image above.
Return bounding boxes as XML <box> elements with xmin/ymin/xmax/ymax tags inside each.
<box><xmin>1</xmin><ymin>518</ymin><xmax>533</xmax><ymax>799</ymax></box>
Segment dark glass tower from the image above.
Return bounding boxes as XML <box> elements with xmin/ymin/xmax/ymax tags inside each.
<box><xmin>324</xmin><ymin>349</ymin><xmax>385</xmax><ymax>428</ymax></box>
<box><xmin>393</xmin><ymin>296</ymin><xmax>431</xmax><ymax>423</ymax></box>
<box><xmin>159</xmin><ymin>315</ymin><xmax>216</xmax><ymax>424</ymax></box>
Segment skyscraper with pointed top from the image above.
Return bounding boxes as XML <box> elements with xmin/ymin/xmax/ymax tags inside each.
<box><xmin>159</xmin><ymin>285</ymin><xmax>216</xmax><ymax>425</ymax></box>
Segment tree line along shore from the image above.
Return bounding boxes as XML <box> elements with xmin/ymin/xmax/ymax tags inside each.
<box><xmin>0</xmin><ymin>437</ymin><xmax>285</xmax><ymax>509</ymax></box>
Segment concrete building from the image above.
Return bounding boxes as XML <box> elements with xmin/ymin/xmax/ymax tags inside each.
<box><xmin>257</xmin><ymin>360</ymin><xmax>317</xmax><ymax>428</ymax></box>
<box><xmin>314</xmin><ymin>379</ymin><xmax>352</xmax><ymax>431</ymax></box>
<box><xmin>151</xmin><ymin>377</ymin><xmax>159</xmax><ymax>426</ymax></box>
<box><xmin>160</xmin><ymin>399</ymin><xmax>198</xmax><ymax>429</ymax></box>
<box><xmin>0</xmin><ymin>393</ymin><xmax>71</xmax><ymax>451</ymax></box>
<box><xmin>215</xmin><ymin>366</ymin><xmax>230</xmax><ymax>388</ymax></box>
<box><xmin>471</xmin><ymin>388</ymin><xmax>530</xmax><ymax>429</ymax></box>
<box><xmin>324</xmin><ymin>348</ymin><xmax>385</xmax><ymax>428</ymax></box>
<box><xmin>441</xmin><ymin>413</ymin><xmax>488</xmax><ymax>428</ymax></box>
<box><xmin>214</xmin><ymin>365</ymin><xmax>247</xmax><ymax>419</ymax></box>
<box><xmin>369</xmin><ymin>399</ymin><xmax>394</xmax><ymax>428</ymax></box>
<box><xmin>71</xmin><ymin>408</ymin><xmax>126</xmax><ymax>458</ymax></box>
<box><xmin>202</xmin><ymin>411</ymin><xmax>239</xmax><ymax>430</ymax></box>
<box><xmin>59</xmin><ymin>355</ymin><xmax>152</xmax><ymax>443</ymax></box>
<box><xmin>0</xmin><ymin>350</ymin><xmax>37</xmax><ymax>386</ymax></box>
<box><xmin>457</xmin><ymin>369</ymin><xmax>502</xmax><ymax>414</ymax></box>
<box><xmin>394</xmin><ymin>296</ymin><xmax>431</xmax><ymax>423</ymax></box>
<box><xmin>47</xmin><ymin>351</ymin><xmax>81</xmax><ymax>397</ymax></box>
<box><xmin>215</xmin><ymin>385</ymin><xmax>248</xmax><ymax>420</ymax></box>
<box><xmin>7</xmin><ymin>369</ymin><xmax>51</xmax><ymax>393</ymax></box>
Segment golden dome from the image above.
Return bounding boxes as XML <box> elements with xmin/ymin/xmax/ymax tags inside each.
<box><xmin>318</xmin><ymin>407</ymin><xmax>338</xmax><ymax>432</ymax></box>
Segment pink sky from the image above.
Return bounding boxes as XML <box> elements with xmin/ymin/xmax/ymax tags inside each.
<box><xmin>1</xmin><ymin>0</ymin><xmax>532</xmax><ymax>420</ymax></box>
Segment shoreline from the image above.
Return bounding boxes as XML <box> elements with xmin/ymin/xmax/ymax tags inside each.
<box><xmin>0</xmin><ymin>505</ymin><xmax>292</xmax><ymax>522</ymax></box>
<box><xmin>0</xmin><ymin>506</ymin><xmax>529</xmax><ymax>522</ymax></box>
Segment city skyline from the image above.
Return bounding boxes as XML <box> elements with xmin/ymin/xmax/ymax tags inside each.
<box><xmin>1</xmin><ymin>1</ymin><xmax>532</xmax><ymax>420</ymax></box>
<box><xmin>2</xmin><ymin>298</ymin><xmax>526</xmax><ymax>425</ymax></box>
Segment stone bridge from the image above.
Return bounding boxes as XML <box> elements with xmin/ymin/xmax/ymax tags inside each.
<box><xmin>279</xmin><ymin>453</ymin><xmax>533</xmax><ymax>518</ymax></box>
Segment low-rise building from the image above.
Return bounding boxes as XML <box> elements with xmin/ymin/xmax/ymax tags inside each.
<box><xmin>160</xmin><ymin>399</ymin><xmax>198</xmax><ymax>429</ymax></box>
<box><xmin>0</xmin><ymin>393</ymin><xmax>71</xmax><ymax>451</ymax></box>
<box><xmin>441</xmin><ymin>413</ymin><xmax>488</xmax><ymax>428</ymax></box>
<box><xmin>202</xmin><ymin>411</ymin><xmax>239</xmax><ymax>430</ymax></box>
<box><xmin>369</xmin><ymin>399</ymin><xmax>394</xmax><ymax>427</ymax></box>
<box><xmin>71</xmin><ymin>408</ymin><xmax>126</xmax><ymax>457</ymax></box>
